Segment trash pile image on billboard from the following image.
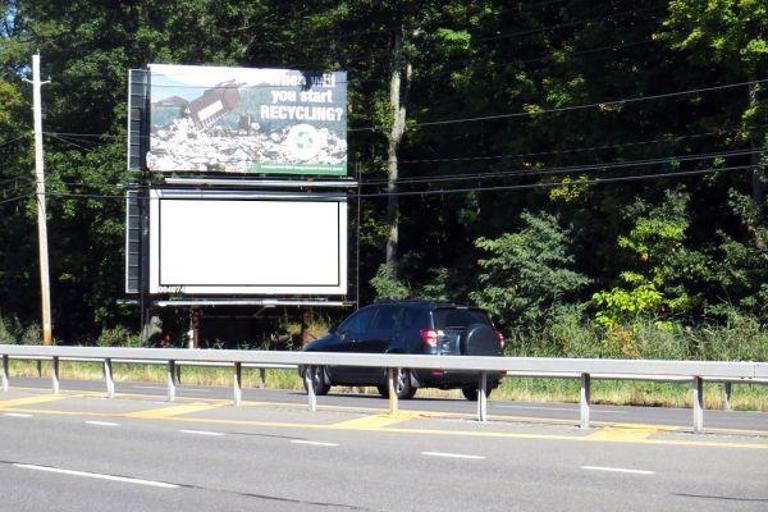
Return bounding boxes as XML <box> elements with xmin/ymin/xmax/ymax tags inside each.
<box><xmin>147</xmin><ymin>64</ymin><xmax>347</xmax><ymax>176</ymax></box>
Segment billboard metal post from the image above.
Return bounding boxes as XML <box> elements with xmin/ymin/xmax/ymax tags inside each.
<box><xmin>300</xmin><ymin>308</ymin><xmax>311</xmax><ymax>346</ymax></box>
<box><xmin>191</xmin><ymin>307</ymin><xmax>201</xmax><ymax>349</ymax></box>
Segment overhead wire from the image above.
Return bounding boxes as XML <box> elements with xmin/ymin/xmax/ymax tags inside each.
<box><xmin>379</xmin><ymin>125</ymin><xmax>767</xmax><ymax>165</ymax></box>
<box><xmin>0</xmin><ymin>191</ymin><xmax>35</xmax><ymax>206</ymax></box>
<box><xmin>360</xmin><ymin>149</ymin><xmax>761</xmax><ymax>187</ymax></box>
<box><xmin>0</xmin><ymin>132</ymin><xmax>31</xmax><ymax>149</ymax></box>
<box><xmin>350</xmin><ymin>77</ymin><xmax>768</xmax><ymax>131</ymax></box>
<box><xmin>356</xmin><ymin>164</ymin><xmax>756</xmax><ymax>198</ymax></box>
<box><xmin>474</xmin><ymin>4</ymin><xmax>665</xmax><ymax>43</ymax></box>
<box><xmin>43</xmin><ymin>132</ymin><xmax>101</xmax><ymax>152</ymax></box>
<box><xmin>24</xmin><ymin>163</ymin><xmax>755</xmax><ymax>203</ymax></box>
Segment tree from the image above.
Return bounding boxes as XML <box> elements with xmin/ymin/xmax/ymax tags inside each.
<box><xmin>470</xmin><ymin>211</ymin><xmax>589</xmax><ymax>332</ymax></box>
<box><xmin>662</xmin><ymin>0</ymin><xmax>768</xmax><ymax>202</ymax></box>
<box><xmin>593</xmin><ymin>191</ymin><xmax>709</xmax><ymax>328</ymax></box>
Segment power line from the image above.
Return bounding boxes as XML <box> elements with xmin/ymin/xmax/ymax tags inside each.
<box><xmin>515</xmin><ymin>37</ymin><xmax>653</xmax><ymax>65</ymax></box>
<box><xmin>0</xmin><ymin>174</ymin><xmax>33</xmax><ymax>186</ymax></box>
<box><xmin>475</xmin><ymin>5</ymin><xmax>664</xmax><ymax>43</ymax></box>
<box><xmin>43</xmin><ymin>131</ymin><xmax>123</xmax><ymax>140</ymax></box>
<box><xmin>350</xmin><ymin>77</ymin><xmax>768</xmax><ymax>132</ymax></box>
<box><xmin>0</xmin><ymin>191</ymin><xmax>34</xmax><ymax>206</ymax></box>
<box><xmin>379</xmin><ymin>125</ymin><xmax>768</xmax><ymax>165</ymax></box>
<box><xmin>29</xmin><ymin>164</ymin><xmax>753</xmax><ymax>202</ymax></box>
<box><xmin>0</xmin><ymin>133</ymin><xmax>31</xmax><ymax>149</ymax></box>
<box><xmin>356</xmin><ymin>164</ymin><xmax>755</xmax><ymax>198</ymax></box>
<box><xmin>1</xmin><ymin>178</ymin><xmax>35</xmax><ymax>196</ymax></box>
<box><xmin>361</xmin><ymin>149</ymin><xmax>760</xmax><ymax>186</ymax></box>
<box><xmin>43</xmin><ymin>132</ymin><xmax>101</xmax><ymax>152</ymax></box>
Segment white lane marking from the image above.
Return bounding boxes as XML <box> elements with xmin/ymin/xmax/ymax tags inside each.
<box><xmin>132</xmin><ymin>385</ymin><xmax>166</xmax><ymax>390</ymax></box>
<box><xmin>181</xmin><ymin>389</ymin><xmax>212</xmax><ymax>395</ymax></box>
<box><xmin>581</xmin><ymin>465</ymin><xmax>655</xmax><ymax>475</ymax></box>
<box><xmin>85</xmin><ymin>420</ymin><xmax>120</xmax><ymax>427</ymax></box>
<box><xmin>14</xmin><ymin>464</ymin><xmax>179</xmax><ymax>488</ymax></box>
<box><xmin>495</xmin><ymin>405</ymin><xmax>625</xmax><ymax>414</ymax></box>
<box><xmin>179</xmin><ymin>429</ymin><xmax>224</xmax><ymax>437</ymax></box>
<box><xmin>290</xmin><ymin>440</ymin><xmax>339</xmax><ymax>447</ymax></box>
<box><xmin>421</xmin><ymin>451</ymin><xmax>485</xmax><ymax>460</ymax></box>
<box><xmin>4</xmin><ymin>413</ymin><xmax>33</xmax><ymax>418</ymax></box>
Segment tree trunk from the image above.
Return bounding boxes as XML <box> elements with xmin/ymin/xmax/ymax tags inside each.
<box><xmin>749</xmin><ymin>82</ymin><xmax>765</xmax><ymax>204</ymax></box>
<box><xmin>386</xmin><ymin>24</ymin><xmax>410</xmax><ymax>265</ymax></box>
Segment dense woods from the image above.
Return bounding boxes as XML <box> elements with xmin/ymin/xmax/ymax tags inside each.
<box><xmin>0</xmin><ymin>1</ymin><xmax>766</xmax><ymax>359</ymax></box>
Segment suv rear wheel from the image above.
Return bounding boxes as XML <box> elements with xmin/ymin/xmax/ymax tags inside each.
<box><xmin>302</xmin><ymin>365</ymin><xmax>331</xmax><ymax>396</ymax></box>
<box><xmin>461</xmin><ymin>385</ymin><xmax>493</xmax><ymax>401</ymax></box>
<box><xmin>377</xmin><ymin>368</ymin><xmax>417</xmax><ymax>399</ymax></box>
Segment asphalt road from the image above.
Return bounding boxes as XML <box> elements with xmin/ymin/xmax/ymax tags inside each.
<box><xmin>11</xmin><ymin>375</ymin><xmax>768</xmax><ymax>433</ymax></box>
<box><xmin>1</xmin><ymin>383</ymin><xmax>767</xmax><ymax>511</ymax></box>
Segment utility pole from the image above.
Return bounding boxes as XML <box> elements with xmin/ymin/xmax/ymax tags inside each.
<box><xmin>26</xmin><ymin>53</ymin><xmax>53</xmax><ymax>345</ymax></box>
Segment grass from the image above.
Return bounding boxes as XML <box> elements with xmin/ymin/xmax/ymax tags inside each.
<box><xmin>7</xmin><ymin>359</ymin><xmax>767</xmax><ymax>411</ymax></box>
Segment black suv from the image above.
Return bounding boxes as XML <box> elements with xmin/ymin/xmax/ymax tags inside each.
<box><xmin>300</xmin><ymin>301</ymin><xmax>505</xmax><ymax>401</ymax></box>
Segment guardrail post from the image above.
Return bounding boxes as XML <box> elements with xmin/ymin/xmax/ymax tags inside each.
<box><xmin>175</xmin><ymin>364</ymin><xmax>182</xmax><ymax>385</ymax></box>
<box><xmin>580</xmin><ymin>373</ymin><xmax>591</xmax><ymax>429</ymax></box>
<box><xmin>477</xmin><ymin>372</ymin><xmax>488</xmax><ymax>423</ymax></box>
<box><xmin>36</xmin><ymin>360</ymin><xmax>42</xmax><ymax>378</ymax></box>
<box><xmin>51</xmin><ymin>356</ymin><xmax>60</xmax><ymax>394</ymax></box>
<box><xmin>304</xmin><ymin>365</ymin><xmax>317</xmax><ymax>412</ymax></box>
<box><xmin>167</xmin><ymin>360</ymin><xmax>177</xmax><ymax>402</ymax></box>
<box><xmin>387</xmin><ymin>368</ymin><xmax>398</xmax><ymax>415</ymax></box>
<box><xmin>723</xmin><ymin>382</ymin><xmax>732</xmax><ymax>411</ymax></box>
<box><xmin>692</xmin><ymin>376</ymin><xmax>704</xmax><ymax>433</ymax></box>
<box><xmin>233</xmin><ymin>362</ymin><xmax>242</xmax><ymax>406</ymax></box>
<box><xmin>258</xmin><ymin>368</ymin><xmax>266</xmax><ymax>390</ymax></box>
<box><xmin>2</xmin><ymin>354</ymin><xmax>8</xmax><ymax>392</ymax></box>
<box><xmin>104</xmin><ymin>358</ymin><xmax>115</xmax><ymax>399</ymax></box>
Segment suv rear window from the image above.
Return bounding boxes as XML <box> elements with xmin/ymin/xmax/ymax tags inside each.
<box><xmin>401</xmin><ymin>307</ymin><xmax>430</xmax><ymax>329</ymax></box>
<box><xmin>369</xmin><ymin>305</ymin><xmax>401</xmax><ymax>331</ymax></box>
<box><xmin>433</xmin><ymin>308</ymin><xmax>491</xmax><ymax>329</ymax></box>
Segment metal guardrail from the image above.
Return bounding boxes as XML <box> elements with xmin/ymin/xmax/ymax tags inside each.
<box><xmin>0</xmin><ymin>344</ymin><xmax>765</xmax><ymax>433</ymax></box>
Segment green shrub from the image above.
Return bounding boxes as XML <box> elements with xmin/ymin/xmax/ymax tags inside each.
<box><xmin>95</xmin><ymin>325</ymin><xmax>142</xmax><ymax>347</ymax></box>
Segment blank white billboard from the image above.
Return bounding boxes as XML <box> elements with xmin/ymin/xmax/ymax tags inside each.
<box><xmin>149</xmin><ymin>189</ymin><xmax>347</xmax><ymax>295</ymax></box>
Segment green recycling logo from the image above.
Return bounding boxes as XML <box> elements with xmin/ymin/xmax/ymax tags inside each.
<box><xmin>286</xmin><ymin>124</ymin><xmax>326</xmax><ymax>161</ymax></box>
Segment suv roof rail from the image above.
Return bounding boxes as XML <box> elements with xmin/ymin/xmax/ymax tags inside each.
<box><xmin>371</xmin><ymin>299</ymin><xmax>477</xmax><ymax>309</ymax></box>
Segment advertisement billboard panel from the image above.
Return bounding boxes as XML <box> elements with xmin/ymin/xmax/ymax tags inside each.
<box><xmin>148</xmin><ymin>189</ymin><xmax>348</xmax><ymax>295</ymax></box>
<box><xmin>147</xmin><ymin>64</ymin><xmax>347</xmax><ymax>176</ymax></box>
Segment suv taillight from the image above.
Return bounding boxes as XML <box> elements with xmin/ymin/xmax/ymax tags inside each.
<box><xmin>420</xmin><ymin>329</ymin><xmax>438</xmax><ymax>347</ymax></box>
<box><xmin>496</xmin><ymin>330</ymin><xmax>505</xmax><ymax>351</ymax></box>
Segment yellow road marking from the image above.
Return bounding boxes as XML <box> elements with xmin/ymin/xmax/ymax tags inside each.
<box><xmin>7</xmin><ymin>388</ymin><xmax>768</xmax><ymax>443</ymax></box>
<box><xmin>0</xmin><ymin>394</ymin><xmax>76</xmax><ymax>409</ymax></box>
<box><xmin>7</xmin><ymin>403</ymin><xmax>768</xmax><ymax>450</ymax></box>
<box><xmin>331</xmin><ymin>412</ymin><xmax>421</xmax><ymax>429</ymax></box>
<box><xmin>588</xmin><ymin>423</ymin><xmax>675</xmax><ymax>441</ymax></box>
<box><xmin>167</xmin><ymin>416</ymin><xmax>768</xmax><ymax>450</ymax></box>
<box><xmin>125</xmin><ymin>402</ymin><xmax>224</xmax><ymax>419</ymax></box>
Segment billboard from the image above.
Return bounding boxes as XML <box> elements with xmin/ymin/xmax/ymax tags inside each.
<box><xmin>147</xmin><ymin>64</ymin><xmax>347</xmax><ymax>176</ymax></box>
<box><xmin>148</xmin><ymin>189</ymin><xmax>348</xmax><ymax>295</ymax></box>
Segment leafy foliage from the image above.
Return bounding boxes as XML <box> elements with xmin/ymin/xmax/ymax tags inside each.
<box><xmin>593</xmin><ymin>192</ymin><xmax>707</xmax><ymax>328</ymax></box>
<box><xmin>470</xmin><ymin>211</ymin><xmax>589</xmax><ymax>332</ymax></box>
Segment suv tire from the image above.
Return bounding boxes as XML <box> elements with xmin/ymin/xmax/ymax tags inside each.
<box><xmin>461</xmin><ymin>384</ymin><xmax>493</xmax><ymax>401</ymax></box>
<box><xmin>302</xmin><ymin>365</ymin><xmax>331</xmax><ymax>396</ymax></box>
<box><xmin>377</xmin><ymin>368</ymin><xmax>417</xmax><ymax>399</ymax></box>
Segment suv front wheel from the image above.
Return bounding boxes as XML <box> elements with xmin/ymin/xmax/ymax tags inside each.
<box><xmin>377</xmin><ymin>368</ymin><xmax>417</xmax><ymax>399</ymax></box>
